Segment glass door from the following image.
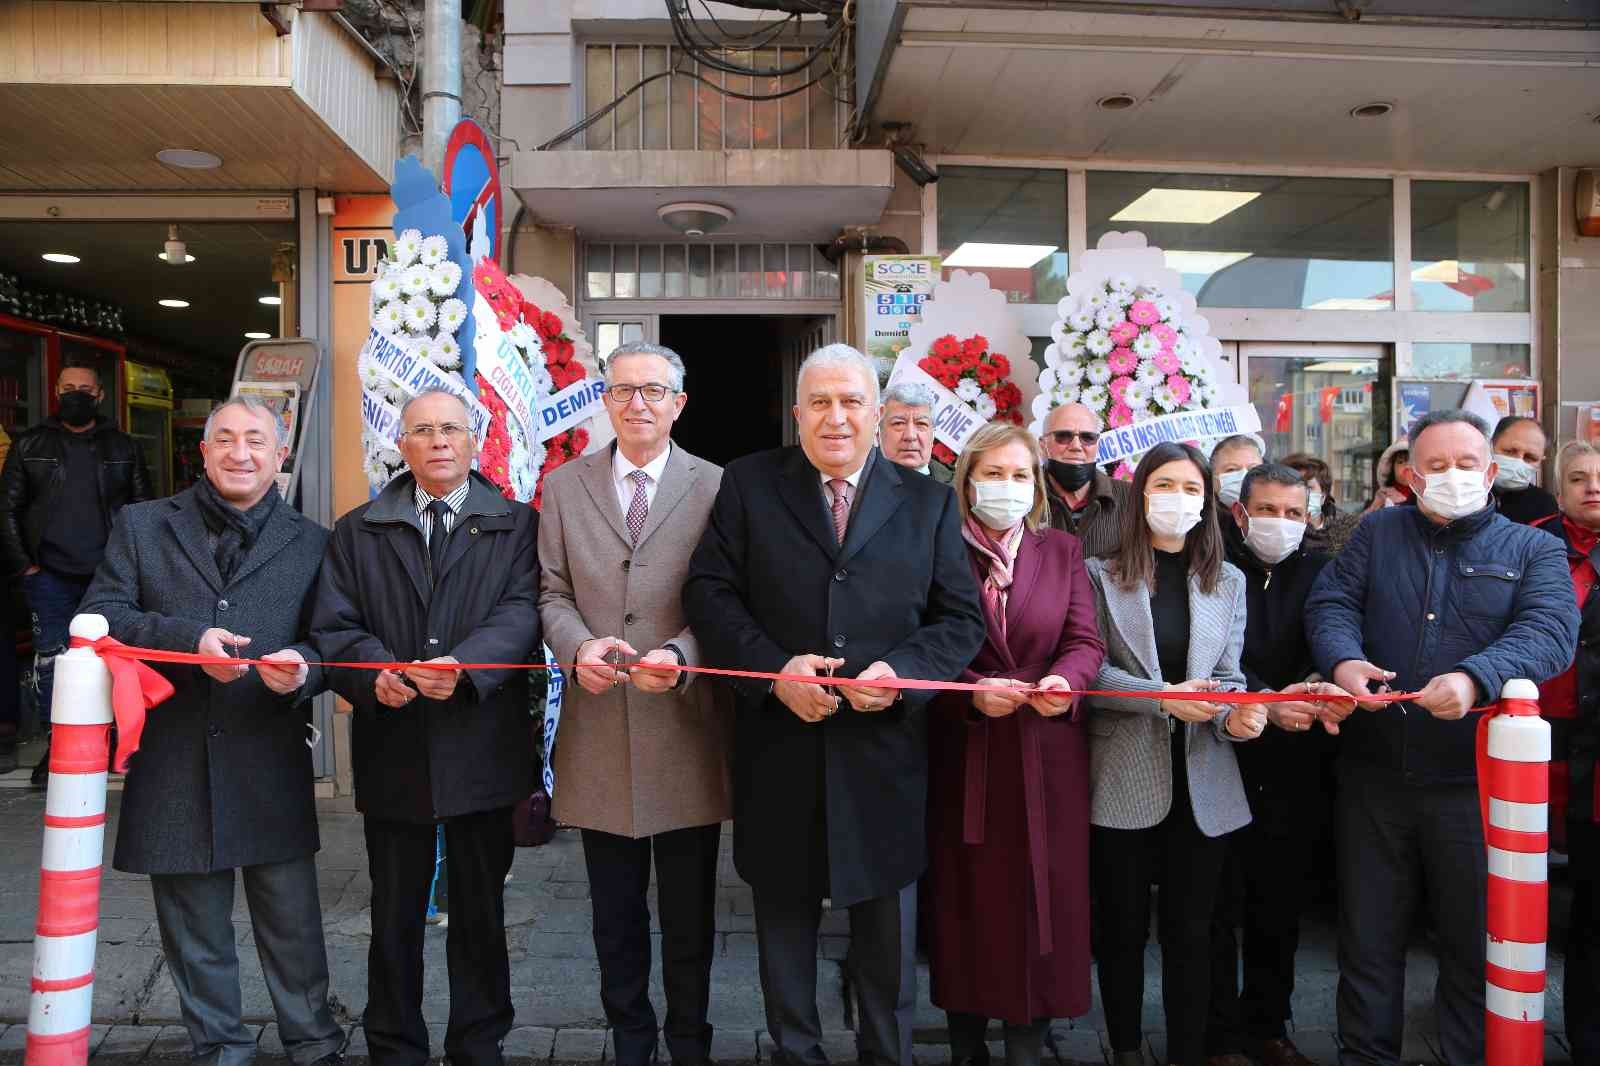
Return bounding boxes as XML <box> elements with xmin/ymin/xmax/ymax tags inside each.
<box><xmin>581</xmin><ymin>315</ymin><xmax>657</xmax><ymax>368</ymax></box>
<box><xmin>1240</xmin><ymin>343</ymin><xmax>1391</xmax><ymax>513</ymax></box>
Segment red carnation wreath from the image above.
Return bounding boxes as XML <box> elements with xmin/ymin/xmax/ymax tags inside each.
<box><xmin>917</xmin><ymin>332</ymin><xmax>1024</xmax><ymax>468</ymax></box>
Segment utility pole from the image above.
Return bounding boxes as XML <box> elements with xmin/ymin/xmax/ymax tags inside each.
<box><xmin>421</xmin><ymin>0</ymin><xmax>462</xmax><ymax>178</ymax></box>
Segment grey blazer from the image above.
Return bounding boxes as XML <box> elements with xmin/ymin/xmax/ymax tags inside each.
<box><xmin>1083</xmin><ymin>555</ymin><xmax>1252</xmax><ymax>837</ymax></box>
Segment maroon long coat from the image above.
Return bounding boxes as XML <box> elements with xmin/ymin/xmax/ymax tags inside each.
<box><xmin>926</xmin><ymin>526</ymin><xmax>1106</xmax><ymax>1023</ymax></box>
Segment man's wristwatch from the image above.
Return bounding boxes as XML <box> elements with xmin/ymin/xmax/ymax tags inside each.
<box><xmin>664</xmin><ymin>643</ymin><xmax>688</xmax><ymax>689</ymax></box>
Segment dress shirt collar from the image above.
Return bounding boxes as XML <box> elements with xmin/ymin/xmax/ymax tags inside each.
<box><xmin>614</xmin><ymin>442</ymin><xmax>671</xmax><ymax>485</ymax></box>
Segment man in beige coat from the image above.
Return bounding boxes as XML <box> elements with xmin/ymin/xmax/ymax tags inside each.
<box><xmin>537</xmin><ymin>340</ymin><xmax>730</xmax><ymax>1066</ymax></box>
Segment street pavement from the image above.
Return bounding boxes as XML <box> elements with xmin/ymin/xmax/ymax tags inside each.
<box><xmin>0</xmin><ymin>790</ymin><xmax>1576</xmax><ymax>1064</ymax></box>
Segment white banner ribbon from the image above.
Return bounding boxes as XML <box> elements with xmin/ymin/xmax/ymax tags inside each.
<box><xmin>536</xmin><ymin>376</ymin><xmax>607</xmax><ymax>443</ymax></box>
<box><xmin>360</xmin><ymin>327</ymin><xmax>493</xmax><ymax>444</ymax></box>
<box><xmin>886</xmin><ymin>351</ymin><xmax>985</xmax><ymax>455</ymax></box>
<box><xmin>1093</xmin><ymin>403</ymin><xmax>1264</xmax><ymax>465</ymax></box>
<box><xmin>361</xmin><ymin>390</ymin><xmax>405</xmax><ymax>448</ymax></box>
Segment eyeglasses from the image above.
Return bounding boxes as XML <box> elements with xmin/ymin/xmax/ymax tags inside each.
<box><xmin>1046</xmin><ymin>430</ymin><xmax>1100</xmax><ymax>446</ymax></box>
<box><xmin>404</xmin><ymin>422</ymin><xmax>469</xmax><ymax>440</ymax></box>
<box><xmin>606</xmin><ymin>383</ymin><xmax>674</xmax><ymax>405</ymax></box>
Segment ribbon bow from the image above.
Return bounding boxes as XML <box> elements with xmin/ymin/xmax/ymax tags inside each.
<box><xmin>69</xmin><ymin>636</ymin><xmax>176</xmax><ymax>773</ymax></box>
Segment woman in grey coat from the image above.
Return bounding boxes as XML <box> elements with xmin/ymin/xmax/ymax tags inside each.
<box><xmin>1082</xmin><ymin>441</ymin><xmax>1264</xmax><ymax>1066</ymax></box>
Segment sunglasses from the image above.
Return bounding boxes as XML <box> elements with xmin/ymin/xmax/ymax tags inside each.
<box><xmin>1046</xmin><ymin>430</ymin><xmax>1100</xmax><ymax>446</ymax></box>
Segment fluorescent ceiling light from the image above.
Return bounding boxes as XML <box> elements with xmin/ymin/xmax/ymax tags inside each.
<box><xmin>157</xmin><ymin>251</ymin><xmax>196</xmax><ymax>264</ymax></box>
<box><xmin>156</xmin><ymin>148</ymin><xmax>222</xmax><ymax>170</ymax></box>
<box><xmin>41</xmin><ymin>253</ymin><xmax>80</xmax><ymax>264</ymax></box>
<box><xmin>1412</xmin><ymin>259</ymin><xmax>1461</xmax><ymax>283</ymax></box>
<box><xmin>1302</xmin><ymin>359</ymin><xmax>1379</xmax><ymax>373</ymax></box>
<box><xmin>243</xmin><ymin>331</ymin><xmax>271</xmax><ymax>340</ymax></box>
<box><xmin>1308</xmin><ymin>297</ymin><xmax>1393</xmax><ymax>311</ymax></box>
<box><xmin>158</xmin><ymin>299</ymin><xmax>190</xmax><ymax>309</ymax></box>
<box><xmin>1164</xmin><ymin>250</ymin><xmax>1253</xmax><ymax>275</ymax></box>
<box><xmin>942</xmin><ymin>242</ymin><xmax>1058</xmax><ymax>269</ymax></box>
<box><xmin>258</xmin><ymin>295</ymin><xmax>282</xmax><ymax>306</ymax></box>
<box><xmin>1112</xmin><ymin>189</ymin><xmax>1260</xmax><ymax>225</ymax></box>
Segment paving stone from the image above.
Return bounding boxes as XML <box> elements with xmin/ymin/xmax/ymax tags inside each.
<box><xmin>758</xmin><ymin>1031</ymin><xmax>859</xmax><ymax>1064</ymax></box>
<box><xmin>504</xmin><ymin>1025</ymin><xmax>556</xmax><ymax>1061</ymax></box>
<box><xmin>527</xmin><ymin>931</ymin><xmax>598</xmax><ymax>959</ymax></box>
<box><xmin>552</xmin><ymin>883</ymin><xmax>591</xmax><ymax>900</ymax></box>
<box><xmin>551</xmin><ymin>1027</ymin><xmax>608</xmax><ymax>1063</ymax></box>
<box><xmin>92</xmin><ymin>1025</ymin><xmax>162</xmax><ymax>1060</ymax></box>
<box><xmin>147</xmin><ymin>1026</ymin><xmax>193</xmax><ymax>1058</ymax></box>
<box><xmin>344</xmin><ymin>1023</ymin><xmax>368</xmax><ymax>1058</ymax></box>
<box><xmin>0</xmin><ymin>1027</ymin><xmax>24</xmax><ymax>1054</ymax></box>
<box><xmin>1045</xmin><ymin>1024</ymin><xmax>1104</xmax><ymax>1065</ymax></box>
<box><xmin>725</xmin><ymin>932</ymin><xmax>759</xmax><ymax>959</ymax></box>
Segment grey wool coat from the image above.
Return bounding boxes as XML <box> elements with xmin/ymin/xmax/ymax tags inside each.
<box><xmin>79</xmin><ymin>486</ymin><xmax>329</xmax><ymax>875</ymax></box>
<box><xmin>1083</xmin><ymin>555</ymin><xmax>1252</xmax><ymax>838</ymax></box>
<box><xmin>537</xmin><ymin>444</ymin><xmax>731</xmax><ymax>839</ymax></box>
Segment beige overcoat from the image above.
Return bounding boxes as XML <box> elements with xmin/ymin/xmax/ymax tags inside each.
<box><xmin>537</xmin><ymin>443</ymin><xmax>731</xmax><ymax>838</ymax></box>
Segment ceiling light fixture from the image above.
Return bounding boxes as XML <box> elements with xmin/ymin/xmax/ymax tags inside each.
<box><xmin>158</xmin><ymin>299</ymin><xmax>190</xmax><ymax>309</ymax></box>
<box><xmin>162</xmin><ymin>224</ymin><xmax>188</xmax><ymax>266</ymax></box>
<box><xmin>1097</xmin><ymin>93</ymin><xmax>1139</xmax><ymax>111</ymax></box>
<box><xmin>157</xmin><ymin>251</ymin><xmax>196</xmax><ymax>264</ymax></box>
<box><xmin>1113</xmin><ymin>189</ymin><xmax>1260</xmax><ymax>225</ymax></box>
<box><xmin>1349</xmin><ymin>101</ymin><xmax>1394</xmax><ymax>119</ymax></box>
<box><xmin>258</xmin><ymin>295</ymin><xmax>282</xmax><ymax>306</ymax></box>
<box><xmin>156</xmin><ymin>147</ymin><xmax>223</xmax><ymax>169</ymax></box>
<box><xmin>943</xmin><ymin>242</ymin><xmax>1058</xmax><ymax>270</ymax></box>
<box><xmin>41</xmin><ymin>253</ymin><xmax>80</xmax><ymax>264</ymax></box>
<box><xmin>244</xmin><ymin>331</ymin><xmax>271</xmax><ymax>340</ymax></box>
<box><xmin>657</xmin><ymin>202</ymin><xmax>734</xmax><ymax>238</ymax></box>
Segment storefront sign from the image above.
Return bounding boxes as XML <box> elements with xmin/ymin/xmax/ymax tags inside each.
<box><xmin>238</xmin><ymin>338</ymin><xmax>320</xmax><ymax>393</ymax></box>
<box><xmin>1093</xmin><ymin>404</ymin><xmax>1264</xmax><ymax>465</ymax></box>
<box><xmin>361</xmin><ymin>327</ymin><xmax>492</xmax><ymax>443</ymax></box>
<box><xmin>887</xmin><ymin>350</ymin><xmax>983</xmax><ymax>454</ymax></box>
<box><xmin>336</xmin><ymin>233</ymin><xmax>392</xmax><ymax>282</ymax></box>
<box><xmin>864</xmin><ymin>255</ymin><xmax>940</xmax><ymax>367</ymax></box>
<box><xmin>538</xmin><ymin>377</ymin><xmax>607</xmax><ymax>442</ymax></box>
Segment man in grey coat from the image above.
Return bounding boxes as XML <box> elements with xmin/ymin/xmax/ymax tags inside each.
<box><xmin>80</xmin><ymin>397</ymin><xmax>342</xmax><ymax>1066</ymax></box>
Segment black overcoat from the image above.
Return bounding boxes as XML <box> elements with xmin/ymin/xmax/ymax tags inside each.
<box><xmin>312</xmin><ymin>471</ymin><xmax>538</xmax><ymax>824</ymax></box>
<box><xmin>683</xmin><ymin>447</ymin><xmax>985</xmax><ymax>907</ymax></box>
<box><xmin>79</xmin><ymin>486</ymin><xmax>329</xmax><ymax>875</ymax></box>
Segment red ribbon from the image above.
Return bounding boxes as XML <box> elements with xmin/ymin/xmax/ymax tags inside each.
<box><xmin>68</xmin><ymin>636</ymin><xmax>176</xmax><ymax>773</ymax></box>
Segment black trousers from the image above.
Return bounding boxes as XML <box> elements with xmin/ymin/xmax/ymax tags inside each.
<box><xmin>1091</xmin><ymin>795</ymin><xmax>1229</xmax><ymax>1066</ymax></box>
<box><xmin>364</xmin><ymin>808</ymin><xmax>516</xmax><ymax>1066</ymax></box>
<box><xmin>754</xmin><ymin>883</ymin><xmax>917</xmax><ymax>1066</ymax></box>
<box><xmin>1206</xmin><ymin>820</ymin><xmax>1313</xmax><ymax>1052</ymax></box>
<box><xmin>1335</xmin><ymin>762</ymin><xmax>1485</xmax><ymax>1066</ymax></box>
<box><xmin>581</xmin><ymin>824</ymin><xmax>721</xmax><ymax>1066</ymax></box>
<box><xmin>1567</xmin><ymin>820</ymin><xmax>1600</xmax><ymax>1064</ymax></box>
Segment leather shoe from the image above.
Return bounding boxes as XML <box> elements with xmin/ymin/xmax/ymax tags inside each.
<box><xmin>1258</xmin><ymin>1038</ymin><xmax>1317</xmax><ymax>1066</ymax></box>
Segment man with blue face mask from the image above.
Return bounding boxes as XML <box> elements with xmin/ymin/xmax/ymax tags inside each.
<box><xmin>1207</xmin><ymin>464</ymin><xmax>1353</xmax><ymax>1066</ymax></box>
<box><xmin>1490</xmin><ymin>415</ymin><xmax>1560</xmax><ymax>526</ymax></box>
<box><xmin>1305</xmin><ymin>409</ymin><xmax>1578</xmax><ymax>1066</ymax></box>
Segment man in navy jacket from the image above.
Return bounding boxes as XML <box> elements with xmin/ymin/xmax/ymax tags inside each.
<box><xmin>1306</xmin><ymin>409</ymin><xmax>1577</xmax><ymax>1066</ymax></box>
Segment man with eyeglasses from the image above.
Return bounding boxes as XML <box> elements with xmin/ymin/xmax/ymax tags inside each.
<box><xmin>538</xmin><ymin>341</ymin><xmax>730</xmax><ymax>1066</ymax></box>
<box><xmin>0</xmin><ymin>364</ymin><xmax>151</xmax><ymax>784</ymax></box>
<box><xmin>312</xmin><ymin>388</ymin><xmax>539</xmax><ymax>1066</ymax></box>
<box><xmin>1038</xmin><ymin>402</ymin><xmax>1127</xmax><ymax>559</ymax></box>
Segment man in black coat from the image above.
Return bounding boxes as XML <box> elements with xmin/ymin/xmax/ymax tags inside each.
<box><xmin>79</xmin><ymin>397</ymin><xmax>342</xmax><ymax>1066</ymax></box>
<box><xmin>1</xmin><ymin>364</ymin><xmax>152</xmax><ymax>784</ymax></box>
<box><xmin>1206</xmin><ymin>465</ymin><xmax>1354</xmax><ymax>1066</ymax></box>
<box><xmin>684</xmin><ymin>344</ymin><xmax>985</xmax><ymax>1066</ymax></box>
<box><xmin>312</xmin><ymin>387</ymin><xmax>538</xmax><ymax>1066</ymax></box>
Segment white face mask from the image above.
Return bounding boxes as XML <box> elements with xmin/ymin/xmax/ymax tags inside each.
<box><xmin>1418</xmin><ymin>467</ymin><xmax>1490</xmax><ymax>521</ymax></box>
<box><xmin>1307</xmin><ymin>490</ymin><xmax>1326</xmax><ymax>514</ymax></box>
<box><xmin>970</xmin><ymin>479</ymin><xmax>1034</xmax><ymax>530</ymax></box>
<box><xmin>1146</xmin><ymin>490</ymin><xmax>1204</xmax><ymax>538</ymax></box>
<box><xmin>1493</xmin><ymin>454</ymin><xmax>1534</xmax><ymax>492</ymax></box>
<box><xmin>1217</xmin><ymin>468</ymin><xmax>1250</xmax><ymax>508</ymax></box>
<box><xmin>1244</xmin><ymin>514</ymin><xmax>1306</xmax><ymax>564</ymax></box>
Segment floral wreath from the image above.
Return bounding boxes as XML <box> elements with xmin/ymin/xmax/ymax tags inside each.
<box><xmin>918</xmin><ymin>332</ymin><xmax>1023</xmax><ymax>468</ymax></box>
<box><xmin>1042</xmin><ymin>275</ymin><xmax>1219</xmax><ymax>479</ymax></box>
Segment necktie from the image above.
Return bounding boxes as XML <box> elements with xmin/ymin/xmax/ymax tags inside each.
<box><xmin>626</xmin><ymin>470</ymin><xmax>650</xmax><ymax>545</ymax></box>
<box><xmin>828</xmin><ymin>478</ymin><xmax>851</xmax><ymax>543</ymax></box>
<box><xmin>427</xmin><ymin>499</ymin><xmax>451</xmax><ymax>581</ymax></box>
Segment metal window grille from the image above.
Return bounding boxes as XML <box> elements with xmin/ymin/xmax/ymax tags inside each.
<box><xmin>583</xmin><ymin>44</ymin><xmax>842</xmax><ymax>151</ymax></box>
<box><xmin>584</xmin><ymin>242</ymin><xmax>841</xmax><ymax>301</ymax></box>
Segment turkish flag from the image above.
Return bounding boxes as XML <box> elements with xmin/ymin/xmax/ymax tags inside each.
<box><xmin>1275</xmin><ymin>392</ymin><xmax>1293</xmax><ymax>433</ymax></box>
<box><xmin>1319</xmin><ymin>386</ymin><xmax>1340</xmax><ymax>424</ymax></box>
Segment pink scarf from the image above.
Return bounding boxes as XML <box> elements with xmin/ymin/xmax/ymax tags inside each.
<box><xmin>961</xmin><ymin>515</ymin><xmax>1024</xmax><ymax>640</ymax></box>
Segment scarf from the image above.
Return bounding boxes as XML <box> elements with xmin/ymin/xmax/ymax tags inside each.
<box><xmin>194</xmin><ymin>474</ymin><xmax>279</xmax><ymax>585</ymax></box>
<box><xmin>961</xmin><ymin>514</ymin><xmax>1024</xmax><ymax>640</ymax></box>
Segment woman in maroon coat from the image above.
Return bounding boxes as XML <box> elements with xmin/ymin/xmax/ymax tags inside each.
<box><xmin>926</xmin><ymin>421</ymin><xmax>1108</xmax><ymax>1066</ymax></box>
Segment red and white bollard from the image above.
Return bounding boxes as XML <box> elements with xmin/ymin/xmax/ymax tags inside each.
<box><xmin>1483</xmin><ymin>677</ymin><xmax>1549</xmax><ymax>1066</ymax></box>
<box><xmin>26</xmin><ymin>615</ymin><xmax>114</xmax><ymax>1066</ymax></box>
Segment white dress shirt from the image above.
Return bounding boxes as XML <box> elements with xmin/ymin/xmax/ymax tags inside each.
<box><xmin>820</xmin><ymin>463</ymin><xmax>866</xmax><ymax>516</ymax></box>
<box><xmin>613</xmin><ymin>443</ymin><xmax>672</xmax><ymax>517</ymax></box>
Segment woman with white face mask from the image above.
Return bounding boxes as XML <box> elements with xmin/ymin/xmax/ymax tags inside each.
<box><xmin>1489</xmin><ymin>415</ymin><xmax>1560</xmax><ymax>526</ymax></box>
<box><xmin>1081</xmin><ymin>441</ymin><xmax>1263</xmax><ymax>1066</ymax></box>
<box><xmin>1282</xmin><ymin>451</ymin><xmax>1363</xmax><ymax>556</ymax></box>
<box><xmin>925</xmin><ymin>422</ymin><xmax>1107</xmax><ymax>1066</ymax></box>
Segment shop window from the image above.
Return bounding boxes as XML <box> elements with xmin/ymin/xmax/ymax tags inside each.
<box><xmin>936</xmin><ymin>167</ymin><xmax>1068</xmax><ymax>305</ymax></box>
<box><xmin>584</xmin><ymin>243</ymin><xmax>836</xmax><ymax>301</ymax></box>
<box><xmin>584</xmin><ymin>44</ymin><xmax>841</xmax><ymax>150</ymax></box>
<box><xmin>1086</xmin><ymin>172</ymin><xmax>1394</xmax><ymax>311</ymax></box>
<box><xmin>1245</xmin><ymin>348</ymin><xmax>1388</xmax><ymax>512</ymax></box>
<box><xmin>1410</xmin><ymin>342</ymin><xmax>1531</xmax><ymax>381</ymax></box>
<box><xmin>1410</xmin><ymin>181</ymin><xmax>1529</xmax><ymax>312</ymax></box>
